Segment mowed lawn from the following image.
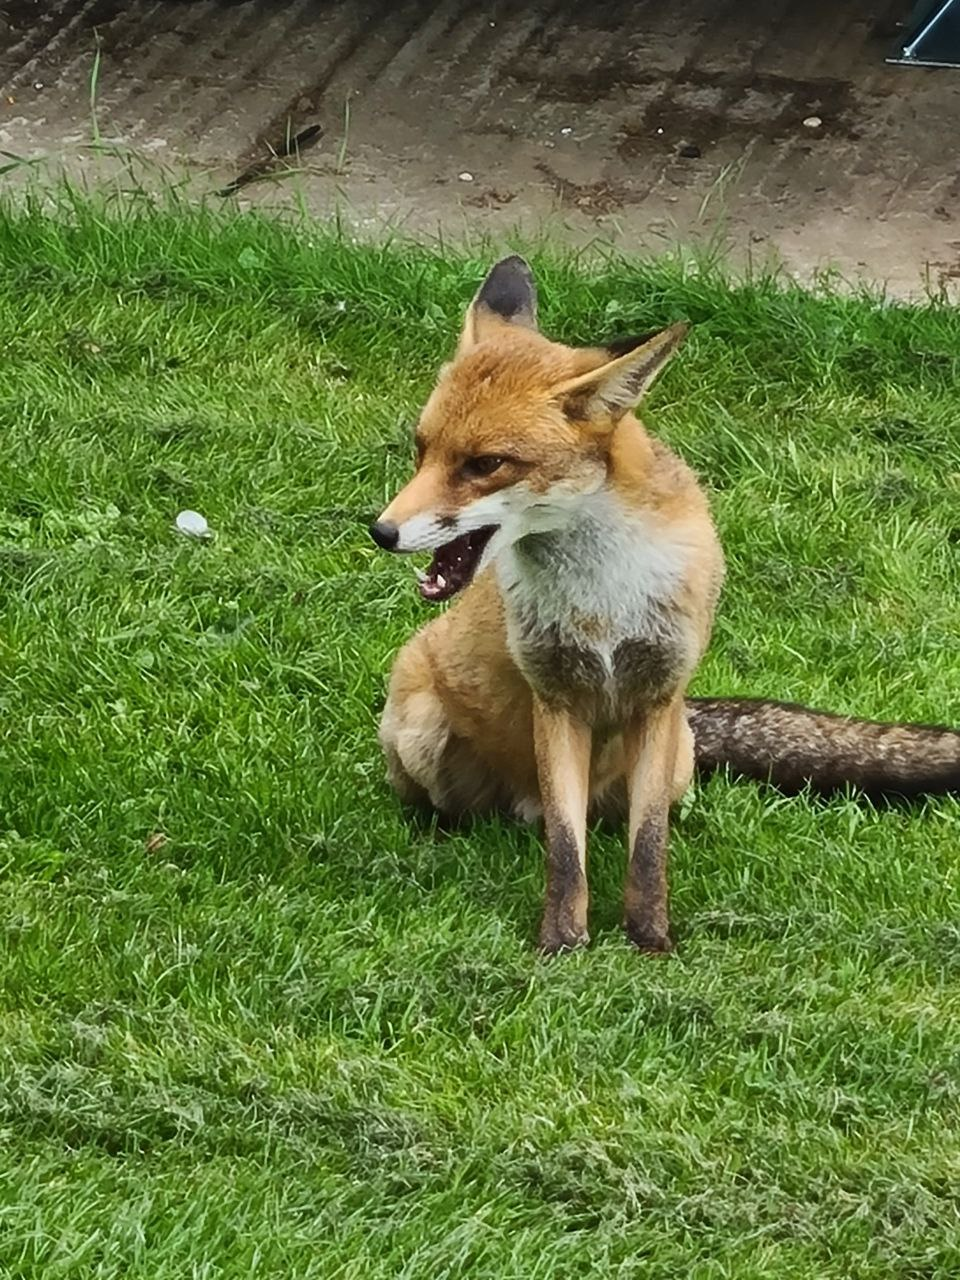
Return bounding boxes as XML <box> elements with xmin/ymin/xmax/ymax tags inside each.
<box><xmin>2</xmin><ymin>198</ymin><xmax>960</xmax><ymax>1279</ymax></box>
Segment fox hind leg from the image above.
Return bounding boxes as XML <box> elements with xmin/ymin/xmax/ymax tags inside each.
<box><xmin>379</xmin><ymin>634</ymin><xmax>518</xmax><ymax>819</ymax></box>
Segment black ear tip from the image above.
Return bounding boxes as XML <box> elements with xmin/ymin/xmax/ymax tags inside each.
<box><xmin>486</xmin><ymin>255</ymin><xmax>535</xmax><ymax>288</ymax></box>
<box><xmin>497</xmin><ymin>253</ymin><xmax>532</xmax><ymax>273</ymax></box>
<box><xmin>605</xmin><ymin>323</ymin><xmax>691</xmax><ymax>358</ymax></box>
<box><xmin>605</xmin><ymin>331</ymin><xmax>660</xmax><ymax>358</ymax></box>
<box><xmin>477</xmin><ymin>255</ymin><xmax>538</xmax><ymax>322</ymax></box>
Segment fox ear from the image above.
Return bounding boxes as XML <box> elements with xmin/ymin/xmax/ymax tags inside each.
<box><xmin>554</xmin><ymin>323</ymin><xmax>688</xmax><ymax>423</ymax></box>
<box><xmin>458</xmin><ymin>255</ymin><xmax>539</xmax><ymax>353</ymax></box>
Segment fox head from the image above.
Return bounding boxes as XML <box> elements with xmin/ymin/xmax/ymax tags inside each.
<box><xmin>370</xmin><ymin>255</ymin><xmax>687</xmax><ymax>602</ymax></box>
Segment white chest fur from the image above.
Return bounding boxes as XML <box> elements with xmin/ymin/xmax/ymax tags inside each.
<box><xmin>497</xmin><ymin>494</ymin><xmax>687</xmax><ymax>651</ymax></box>
<box><xmin>494</xmin><ymin>492</ymin><xmax>698</xmax><ymax>716</ymax></box>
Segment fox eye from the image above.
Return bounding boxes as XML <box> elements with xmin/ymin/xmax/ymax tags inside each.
<box><xmin>463</xmin><ymin>455</ymin><xmax>507</xmax><ymax>479</ymax></box>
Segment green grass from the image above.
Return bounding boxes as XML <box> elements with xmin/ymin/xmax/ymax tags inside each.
<box><xmin>2</xmin><ymin>194</ymin><xmax>960</xmax><ymax>1278</ymax></box>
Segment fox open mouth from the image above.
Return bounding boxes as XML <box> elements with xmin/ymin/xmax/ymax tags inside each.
<box><xmin>416</xmin><ymin>526</ymin><xmax>498</xmax><ymax>602</ymax></box>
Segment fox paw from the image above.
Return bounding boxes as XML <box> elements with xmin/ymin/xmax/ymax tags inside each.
<box><xmin>538</xmin><ymin>912</ymin><xmax>590</xmax><ymax>955</ymax></box>
<box><xmin>625</xmin><ymin>920</ymin><xmax>673</xmax><ymax>954</ymax></box>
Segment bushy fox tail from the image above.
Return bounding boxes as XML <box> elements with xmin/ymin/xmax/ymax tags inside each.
<box><xmin>686</xmin><ymin>698</ymin><xmax>960</xmax><ymax>799</ymax></box>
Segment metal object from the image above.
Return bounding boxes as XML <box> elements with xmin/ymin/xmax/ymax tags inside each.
<box><xmin>888</xmin><ymin>0</ymin><xmax>960</xmax><ymax>68</ymax></box>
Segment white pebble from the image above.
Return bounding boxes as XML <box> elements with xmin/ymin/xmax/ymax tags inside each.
<box><xmin>803</xmin><ymin>116</ymin><xmax>823</xmax><ymax>129</ymax></box>
<box><xmin>176</xmin><ymin>509</ymin><xmax>210</xmax><ymax>539</ymax></box>
<box><xmin>458</xmin><ymin>171</ymin><xmax>474</xmax><ymax>182</ymax></box>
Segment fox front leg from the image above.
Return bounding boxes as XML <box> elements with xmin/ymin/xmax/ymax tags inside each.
<box><xmin>622</xmin><ymin>698</ymin><xmax>684</xmax><ymax>953</ymax></box>
<box><xmin>532</xmin><ymin>698</ymin><xmax>592</xmax><ymax>953</ymax></box>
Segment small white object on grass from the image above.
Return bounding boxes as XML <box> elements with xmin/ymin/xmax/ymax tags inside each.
<box><xmin>803</xmin><ymin>116</ymin><xmax>823</xmax><ymax>129</ymax></box>
<box><xmin>458</xmin><ymin>171</ymin><xmax>474</xmax><ymax>182</ymax></box>
<box><xmin>176</xmin><ymin>509</ymin><xmax>212</xmax><ymax>539</ymax></box>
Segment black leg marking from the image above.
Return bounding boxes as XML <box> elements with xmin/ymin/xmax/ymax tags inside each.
<box><xmin>625</xmin><ymin>809</ymin><xmax>672</xmax><ymax>953</ymax></box>
<box><xmin>539</xmin><ymin>819</ymin><xmax>589</xmax><ymax>954</ymax></box>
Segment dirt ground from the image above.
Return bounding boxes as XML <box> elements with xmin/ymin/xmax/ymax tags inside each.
<box><xmin>1</xmin><ymin>0</ymin><xmax>958</xmax><ymax>295</ymax></box>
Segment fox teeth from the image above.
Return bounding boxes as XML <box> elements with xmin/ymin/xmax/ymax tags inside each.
<box><xmin>436</xmin><ymin>574</ymin><xmax>447</xmax><ymax>589</ymax></box>
<box><xmin>414</xmin><ymin>568</ymin><xmax>427</xmax><ymax>583</ymax></box>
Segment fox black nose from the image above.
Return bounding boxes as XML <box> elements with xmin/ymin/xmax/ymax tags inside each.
<box><xmin>369</xmin><ymin>519</ymin><xmax>400</xmax><ymax>551</ymax></box>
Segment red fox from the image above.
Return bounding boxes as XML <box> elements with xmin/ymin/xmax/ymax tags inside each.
<box><xmin>370</xmin><ymin>256</ymin><xmax>960</xmax><ymax>953</ymax></box>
